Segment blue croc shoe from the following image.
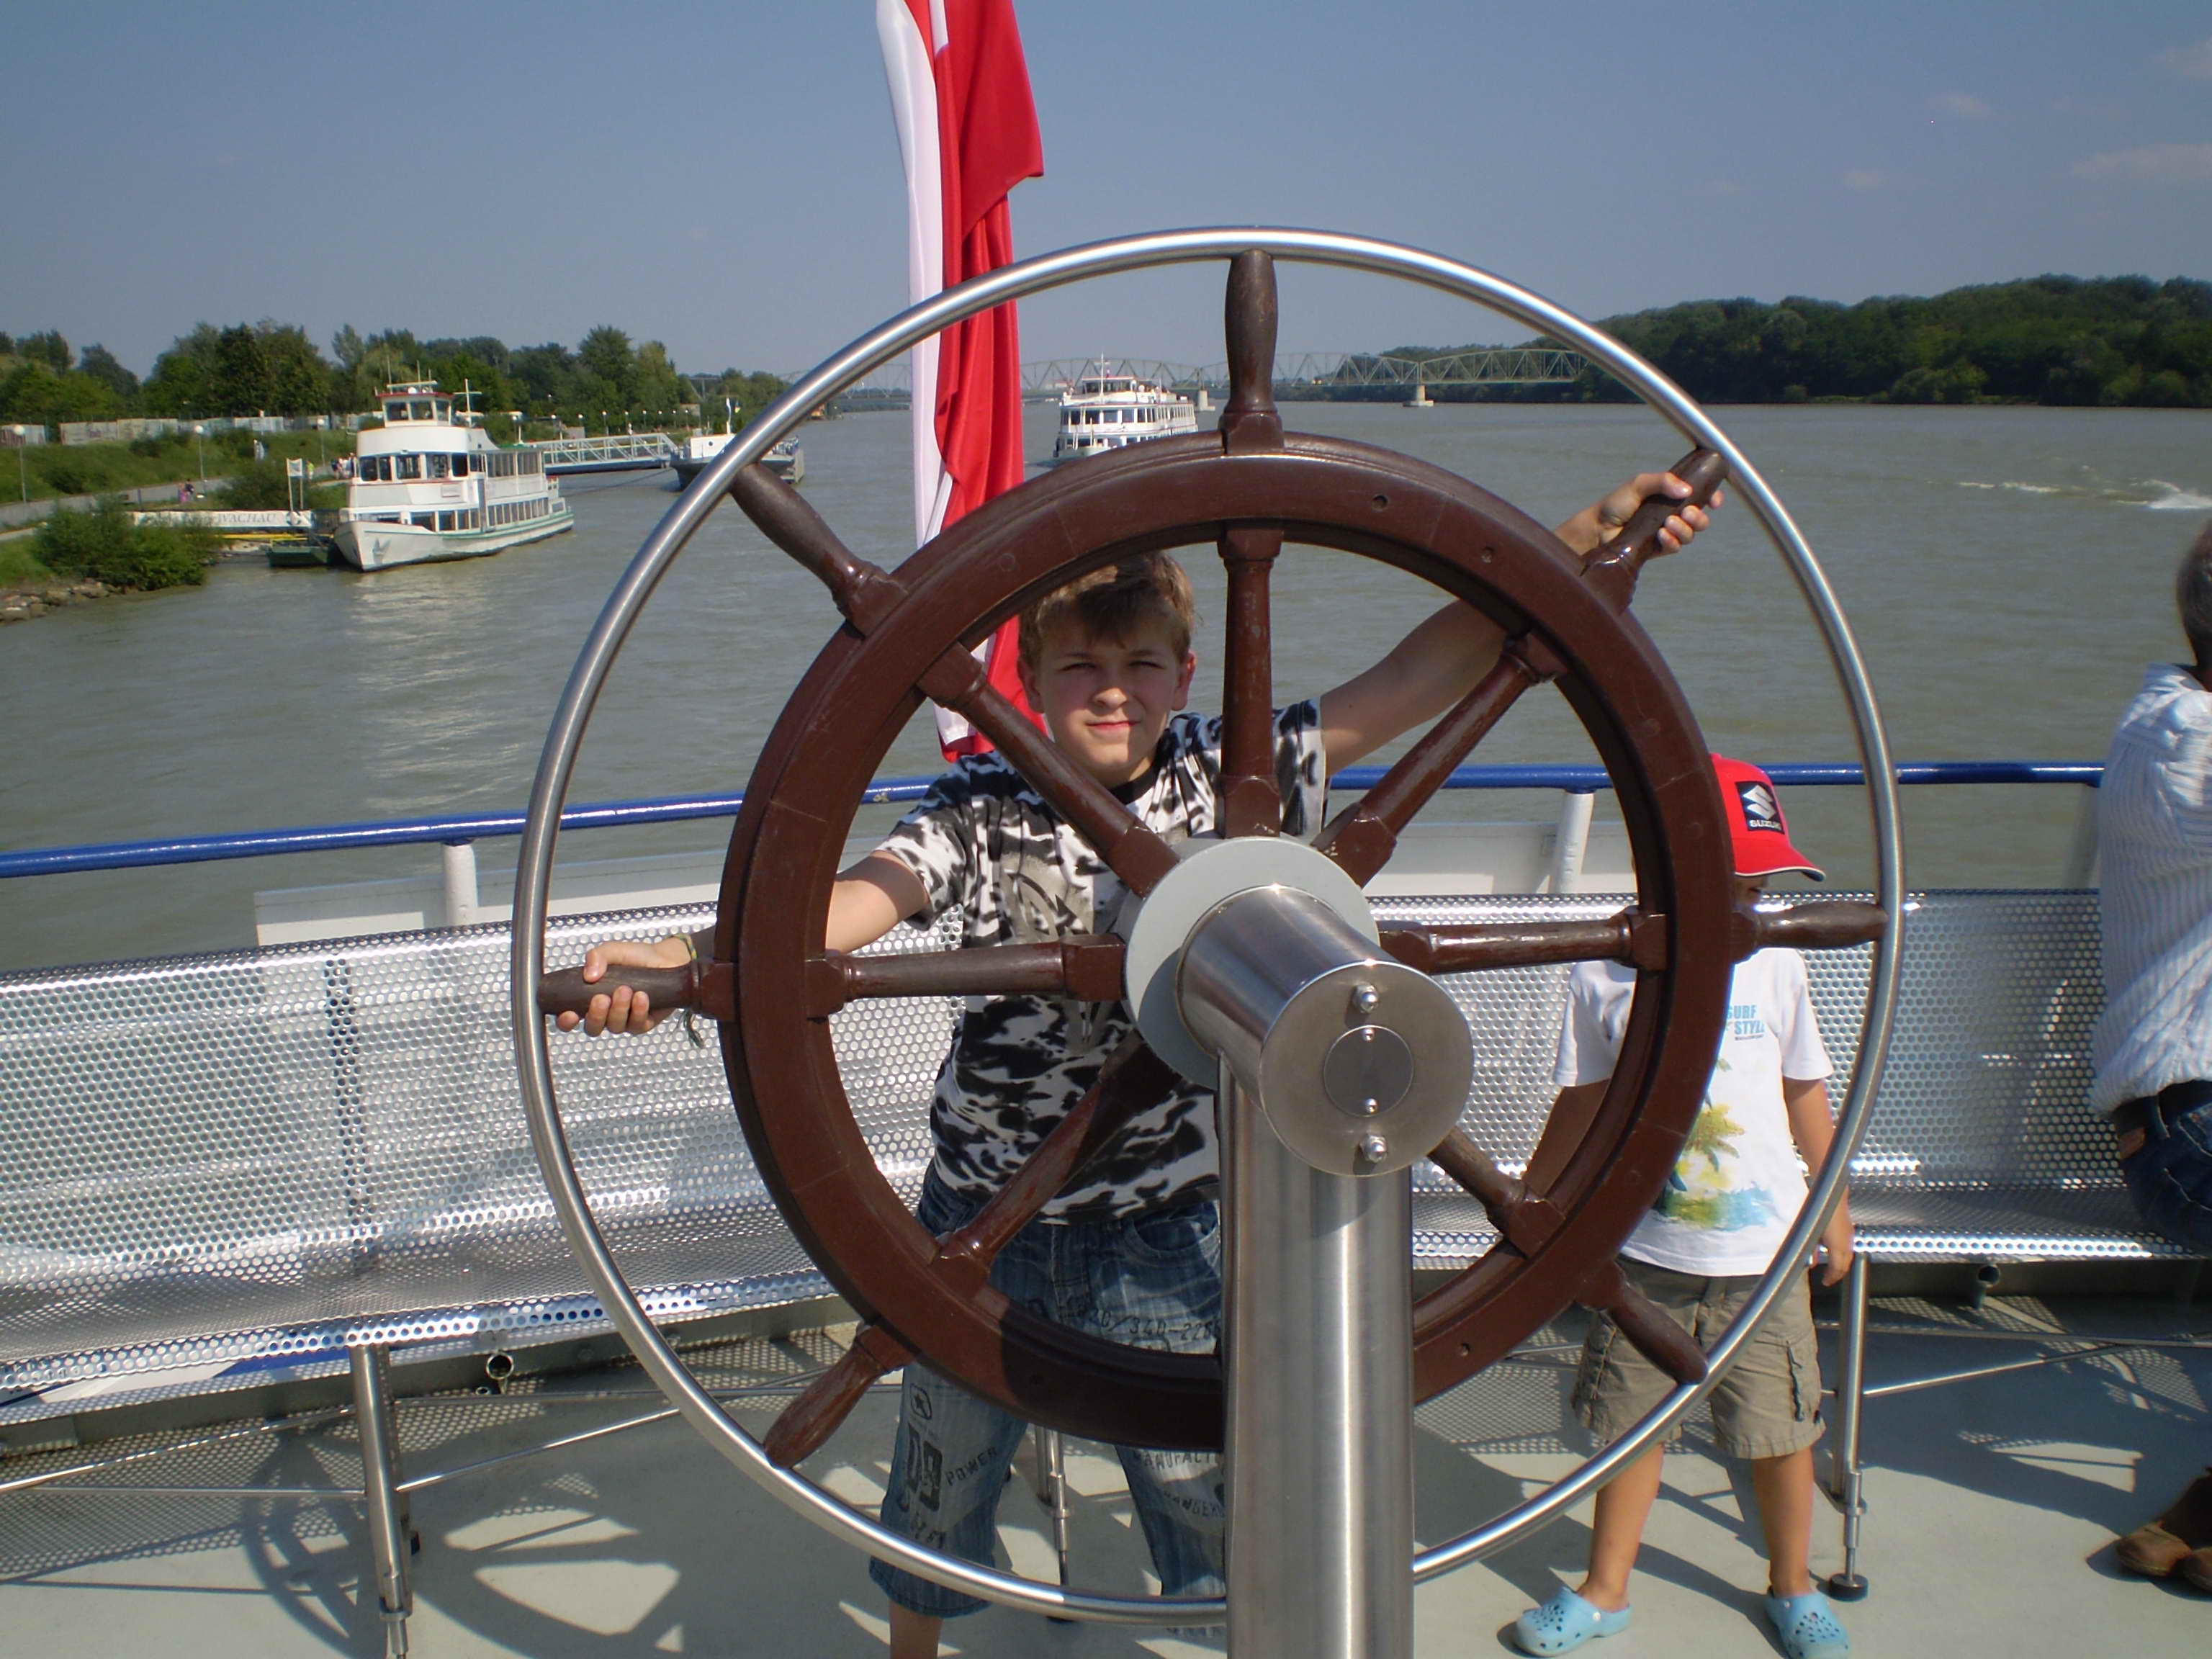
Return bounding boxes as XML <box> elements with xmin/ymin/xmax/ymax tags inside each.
<box><xmin>1765</xmin><ymin>1590</ymin><xmax>1850</xmax><ymax>1659</ymax></box>
<box><xmin>1510</xmin><ymin>1586</ymin><xmax>1631</xmax><ymax>1655</ymax></box>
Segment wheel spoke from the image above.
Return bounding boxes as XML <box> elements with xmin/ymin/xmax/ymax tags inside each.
<box><xmin>536</xmin><ymin>959</ymin><xmax>730</xmax><ymax>1022</ymax></box>
<box><xmin>1578</xmin><ymin>1260</ymin><xmax>1710</xmax><ymax>1385</ymax></box>
<box><xmin>919</xmin><ymin>650</ymin><xmax>1181</xmax><ymax>894</ymax></box>
<box><xmin>1427</xmin><ymin>1131</ymin><xmax>1708</xmax><ymax>1385</ymax></box>
<box><xmin>728</xmin><ymin>461</ymin><xmax>904</xmax><ymax>634</ymax></box>
<box><xmin>932</xmin><ymin>1035</ymin><xmax>1182</xmax><ymax>1269</ymax></box>
<box><xmin>763</xmin><ymin>1320</ymin><xmax>914</xmax><ymax>1467</ymax></box>
<box><xmin>1219</xmin><ymin>251</ymin><xmax>1283</xmax><ymax>454</ymax></box>
<box><xmin>1316</xmin><ymin>643</ymin><xmax>1555</xmax><ymax>884</ymax></box>
<box><xmin>1382</xmin><ymin>911</ymin><xmax>1667</xmax><ymax>976</ymax></box>
<box><xmin>803</xmin><ymin>938</ymin><xmax>1125</xmax><ymax>1017</ymax></box>
<box><xmin>1742</xmin><ymin>899</ymin><xmax>1886</xmax><ymax>956</ymax></box>
<box><xmin>1428</xmin><ymin>1128</ymin><xmax>1563</xmax><ymax>1253</ymax></box>
<box><xmin>1218</xmin><ymin>526</ymin><xmax>1283</xmax><ymax>837</ymax></box>
<box><xmin>760</xmin><ymin>1035</ymin><xmax>1179</xmax><ymax>1467</ymax></box>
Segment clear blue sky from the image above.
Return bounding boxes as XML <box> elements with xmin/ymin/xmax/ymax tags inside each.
<box><xmin>7</xmin><ymin>1</ymin><xmax>2209</xmax><ymax>378</ymax></box>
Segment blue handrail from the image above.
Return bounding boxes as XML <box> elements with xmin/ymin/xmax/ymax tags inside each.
<box><xmin>0</xmin><ymin>760</ymin><xmax>2103</xmax><ymax>881</ymax></box>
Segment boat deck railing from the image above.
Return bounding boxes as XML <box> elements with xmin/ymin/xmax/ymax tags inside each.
<box><xmin>0</xmin><ymin>758</ymin><xmax>2108</xmax><ymax>887</ymax></box>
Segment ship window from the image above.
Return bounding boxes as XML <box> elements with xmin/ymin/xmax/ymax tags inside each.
<box><xmin>435</xmin><ymin>401</ymin><xmax>451</xmax><ymax>421</ymax></box>
<box><xmin>384</xmin><ymin>401</ymin><xmax>406</xmax><ymax>423</ymax></box>
<box><xmin>410</xmin><ymin>400</ymin><xmax>433</xmax><ymax>421</ymax></box>
<box><xmin>395</xmin><ymin>454</ymin><xmax>421</xmax><ymax>480</ymax></box>
<box><xmin>428</xmin><ymin>454</ymin><xmax>449</xmax><ymax>480</ymax></box>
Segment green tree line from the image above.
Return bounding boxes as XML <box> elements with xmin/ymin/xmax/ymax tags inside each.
<box><xmin>0</xmin><ymin>323</ymin><xmax>787</xmax><ymax>431</ymax></box>
<box><xmin>1364</xmin><ymin>274</ymin><xmax>2212</xmax><ymax>408</ymax></box>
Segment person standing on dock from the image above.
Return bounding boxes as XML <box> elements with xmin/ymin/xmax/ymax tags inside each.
<box><xmin>2092</xmin><ymin>518</ymin><xmax>2212</xmax><ymax>1593</ymax></box>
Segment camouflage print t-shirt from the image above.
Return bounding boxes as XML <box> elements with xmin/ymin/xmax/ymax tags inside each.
<box><xmin>874</xmin><ymin>701</ymin><xmax>1329</xmax><ymax>1219</ymax></box>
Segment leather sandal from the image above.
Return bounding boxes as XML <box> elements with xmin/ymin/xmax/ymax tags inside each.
<box><xmin>2116</xmin><ymin>1468</ymin><xmax>2212</xmax><ymax>1578</ymax></box>
<box><xmin>2179</xmin><ymin>1547</ymin><xmax>2212</xmax><ymax>1595</ymax></box>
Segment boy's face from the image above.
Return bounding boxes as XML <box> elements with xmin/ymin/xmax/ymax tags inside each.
<box><xmin>1020</xmin><ymin>620</ymin><xmax>1196</xmax><ymax>787</ymax></box>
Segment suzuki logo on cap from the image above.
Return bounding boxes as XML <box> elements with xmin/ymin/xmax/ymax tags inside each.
<box><xmin>1737</xmin><ymin>780</ymin><xmax>1785</xmax><ymax>835</ymax></box>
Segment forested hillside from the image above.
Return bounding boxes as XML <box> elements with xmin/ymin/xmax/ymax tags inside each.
<box><xmin>0</xmin><ymin>323</ymin><xmax>786</xmax><ymax>429</ymax></box>
<box><xmin>1372</xmin><ymin>276</ymin><xmax>2212</xmax><ymax>407</ymax></box>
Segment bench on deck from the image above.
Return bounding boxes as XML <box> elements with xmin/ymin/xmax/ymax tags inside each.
<box><xmin>1</xmin><ymin>889</ymin><xmax>2198</xmax><ymax>1645</ymax></box>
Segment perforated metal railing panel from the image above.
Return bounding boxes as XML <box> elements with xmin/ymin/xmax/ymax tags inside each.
<box><xmin>0</xmin><ymin>902</ymin><xmax>955</xmax><ymax>1419</ymax></box>
<box><xmin>1393</xmin><ymin>889</ymin><xmax>2180</xmax><ymax>1267</ymax></box>
<box><xmin>0</xmin><ymin>889</ymin><xmax>2180</xmax><ymax>1424</ymax></box>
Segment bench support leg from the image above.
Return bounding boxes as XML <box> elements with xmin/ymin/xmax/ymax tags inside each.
<box><xmin>1826</xmin><ymin>1252</ymin><xmax>1870</xmax><ymax>1601</ymax></box>
<box><xmin>1039</xmin><ymin>1426</ymin><xmax>1071</xmax><ymax>1588</ymax></box>
<box><xmin>350</xmin><ymin>1343</ymin><xmax>415</xmax><ymax>1657</ymax></box>
<box><xmin>1023</xmin><ymin>1424</ymin><xmax>1074</xmax><ymax>1622</ymax></box>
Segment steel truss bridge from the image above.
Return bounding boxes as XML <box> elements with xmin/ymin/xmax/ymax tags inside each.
<box><xmin>830</xmin><ymin>347</ymin><xmax>1588</xmax><ymax>409</ymax></box>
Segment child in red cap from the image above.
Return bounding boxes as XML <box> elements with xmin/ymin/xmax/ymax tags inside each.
<box><xmin>1511</xmin><ymin>756</ymin><xmax>1856</xmax><ymax>1659</ymax></box>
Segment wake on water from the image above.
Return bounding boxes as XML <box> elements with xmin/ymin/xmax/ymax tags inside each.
<box><xmin>1957</xmin><ymin>475</ymin><xmax>2211</xmax><ymax>511</ymax></box>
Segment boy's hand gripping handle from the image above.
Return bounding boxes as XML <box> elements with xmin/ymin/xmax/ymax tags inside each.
<box><xmin>1580</xmin><ymin>446</ymin><xmax>1727</xmax><ymax>611</ymax></box>
<box><xmin>536</xmin><ymin>959</ymin><xmax>733</xmax><ymax>1022</ymax></box>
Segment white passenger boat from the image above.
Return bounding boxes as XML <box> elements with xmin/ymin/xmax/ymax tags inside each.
<box><xmin>333</xmin><ymin>382</ymin><xmax>575</xmax><ymax>572</ymax></box>
<box><xmin>670</xmin><ymin>431</ymin><xmax>805</xmax><ymax>487</ymax></box>
<box><xmin>1047</xmin><ymin>359</ymin><xmax>1200</xmax><ymax>463</ymax></box>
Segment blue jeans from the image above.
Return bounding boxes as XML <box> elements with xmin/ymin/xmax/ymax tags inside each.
<box><xmin>869</xmin><ymin>1170</ymin><xmax>1226</xmax><ymax>1619</ymax></box>
<box><xmin>2119</xmin><ymin>1084</ymin><xmax>2212</xmax><ymax>1255</ymax></box>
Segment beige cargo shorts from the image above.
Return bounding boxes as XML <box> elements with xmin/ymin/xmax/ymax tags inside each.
<box><xmin>1572</xmin><ymin>1256</ymin><xmax>1825</xmax><ymax>1461</ymax></box>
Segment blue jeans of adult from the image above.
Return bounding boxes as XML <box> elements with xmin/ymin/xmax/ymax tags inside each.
<box><xmin>2117</xmin><ymin>1080</ymin><xmax>2212</xmax><ymax>1255</ymax></box>
<box><xmin>869</xmin><ymin>1169</ymin><xmax>1227</xmax><ymax>1619</ymax></box>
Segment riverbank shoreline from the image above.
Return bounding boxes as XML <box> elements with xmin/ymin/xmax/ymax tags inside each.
<box><xmin>0</xmin><ymin>575</ymin><xmax>111</xmax><ymax>621</ymax></box>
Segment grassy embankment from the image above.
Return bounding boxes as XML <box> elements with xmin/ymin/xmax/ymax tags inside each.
<box><xmin>1</xmin><ymin>430</ymin><xmax>356</xmax><ymax>590</ymax></box>
<box><xmin>3</xmin><ymin>427</ymin><xmax>356</xmax><ymax>505</ymax></box>
<box><xmin>1</xmin><ymin>498</ymin><xmax>222</xmax><ymax>594</ymax></box>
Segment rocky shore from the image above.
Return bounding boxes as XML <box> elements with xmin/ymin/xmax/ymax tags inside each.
<box><xmin>0</xmin><ymin>579</ymin><xmax>112</xmax><ymax>623</ymax></box>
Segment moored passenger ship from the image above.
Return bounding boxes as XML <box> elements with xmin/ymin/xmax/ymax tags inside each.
<box><xmin>1047</xmin><ymin>359</ymin><xmax>1200</xmax><ymax>463</ymax></box>
<box><xmin>333</xmin><ymin>382</ymin><xmax>575</xmax><ymax>572</ymax></box>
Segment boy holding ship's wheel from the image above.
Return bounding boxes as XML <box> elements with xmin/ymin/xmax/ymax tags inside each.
<box><xmin>560</xmin><ymin>471</ymin><xmax>1717</xmax><ymax>1656</ymax></box>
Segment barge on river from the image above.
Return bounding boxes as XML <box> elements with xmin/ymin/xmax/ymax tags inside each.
<box><xmin>333</xmin><ymin>382</ymin><xmax>574</xmax><ymax>572</ymax></box>
<box><xmin>670</xmin><ymin>430</ymin><xmax>804</xmax><ymax>488</ymax></box>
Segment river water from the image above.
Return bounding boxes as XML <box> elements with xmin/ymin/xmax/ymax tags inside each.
<box><xmin>4</xmin><ymin>401</ymin><xmax>2207</xmax><ymax>972</ymax></box>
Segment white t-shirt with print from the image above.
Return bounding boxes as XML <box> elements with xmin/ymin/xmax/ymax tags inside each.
<box><xmin>1554</xmin><ymin>948</ymin><xmax>1833</xmax><ymax>1276</ymax></box>
<box><xmin>875</xmin><ymin>701</ymin><xmax>1329</xmax><ymax>1220</ymax></box>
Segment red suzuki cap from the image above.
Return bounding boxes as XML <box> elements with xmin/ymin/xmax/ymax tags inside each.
<box><xmin>1712</xmin><ymin>754</ymin><xmax>1824</xmax><ymax>880</ymax></box>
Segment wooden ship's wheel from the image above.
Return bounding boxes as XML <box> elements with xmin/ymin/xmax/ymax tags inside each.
<box><xmin>520</xmin><ymin>230</ymin><xmax>1901</xmax><ymax>1622</ymax></box>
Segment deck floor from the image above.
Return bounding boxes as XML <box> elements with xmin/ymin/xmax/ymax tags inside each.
<box><xmin>3</xmin><ymin>1295</ymin><xmax>2206</xmax><ymax>1656</ymax></box>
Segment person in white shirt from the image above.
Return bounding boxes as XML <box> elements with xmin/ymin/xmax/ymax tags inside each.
<box><xmin>2094</xmin><ymin>520</ymin><xmax>2212</xmax><ymax>1591</ymax></box>
<box><xmin>1511</xmin><ymin>756</ymin><xmax>1853</xmax><ymax>1659</ymax></box>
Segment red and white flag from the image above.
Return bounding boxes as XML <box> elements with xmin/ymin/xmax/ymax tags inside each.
<box><xmin>877</xmin><ymin>0</ymin><xmax>1045</xmax><ymax>760</ymax></box>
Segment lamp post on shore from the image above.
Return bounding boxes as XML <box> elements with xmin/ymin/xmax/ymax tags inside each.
<box><xmin>192</xmin><ymin>424</ymin><xmax>207</xmax><ymax>482</ymax></box>
<box><xmin>9</xmin><ymin>427</ymin><xmax>25</xmax><ymax>503</ymax></box>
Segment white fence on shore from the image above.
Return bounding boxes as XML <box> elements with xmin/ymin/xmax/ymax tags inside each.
<box><xmin>129</xmin><ymin>509</ymin><xmax>318</xmax><ymax>532</ymax></box>
<box><xmin>55</xmin><ymin>415</ymin><xmax>371</xmax><ymax>446</ymax></box>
